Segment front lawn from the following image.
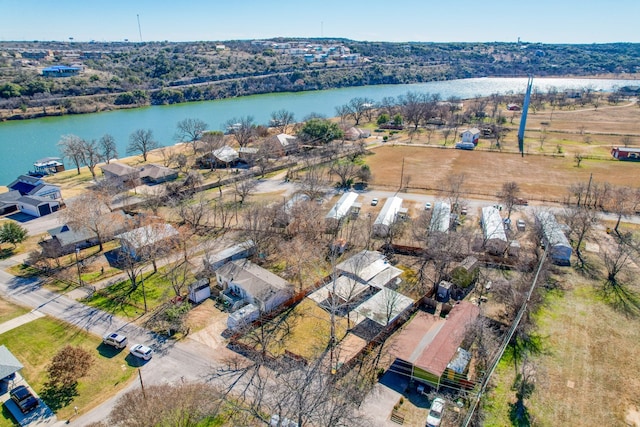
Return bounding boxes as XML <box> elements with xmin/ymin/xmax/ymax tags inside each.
<box><xmin>83</xmin><ymin>268</ymin><xmax>182</xmax><ymax>319</ymax></box>
<box><xmin>0</xmin><ymin>316</ymin><xmax>135</xmax><ymax>425</ymax></box>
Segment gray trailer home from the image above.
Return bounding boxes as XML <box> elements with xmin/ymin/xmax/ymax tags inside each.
<box><xmin>536</xmin><ymin>212</ymin><xmax>572</xmax><ymax>266</ymax></box>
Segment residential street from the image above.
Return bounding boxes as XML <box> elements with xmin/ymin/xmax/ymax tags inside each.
<box><xmin>0</xmin><ymin>265</ymin><xmax>234</xmax><ymax>426</ymax></box>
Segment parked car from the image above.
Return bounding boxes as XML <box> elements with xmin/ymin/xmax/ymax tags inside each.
<box><xmin>515</xmin><ymin>197</ymin><xmax>529</xmax><ymax>206</ymax></box>
<box><xmin>424</xmin><ymin>202</ymin><xmax>432</xmax><ymax>210</ymax></box>
<box><xmin>130</xmin><ymin>344</ymin><xmax>153</xmax><ymax>361</ymax></box>
<box><xmin>426</xmin><ymin>397</ymin><xmax>445</xmax><ymax>427</ymax></box>
<box><xmin>517</xmin><ymin>219</ymin><xmax>526</xmax><ymax>231</ymax></box>
<box><xmin>371</xmin><ymin>198</ymin><xmax>379</xmax><ymax>206</ymax></box>
<box><xmin>103</xmin><ymin>332</ymin><xmax>128</xmax><ymax>349</ymax></box>
<box><xmin>10</xmin><ymin>385</ymin><xmax>39</xmax><ymax>414</ymax></box>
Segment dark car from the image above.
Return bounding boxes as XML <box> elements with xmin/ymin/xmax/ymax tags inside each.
<box><xmin>10</xmin><ymin>385</ymin><xmax>39</xmax><ymax>414</ymax></box>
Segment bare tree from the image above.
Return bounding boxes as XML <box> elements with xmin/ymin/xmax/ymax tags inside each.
<box><xmin>127</xmin><ymin>129</ymin><xmax>159</xmax><ymax>162</ymax></box>
<box><xmin>344</xmin><ymin>97</ymin><xmax>375</xmax><ymax>126</ymax></box>
<box><xmin>234</xmin><ymin>179</ymin><xmax>258</xmax><ymax>205</ymax></box>
<box><xmin>173</xmin><ymin>192</ymin><xmax>210</xmax><ymax>232</ymax></box>
<box><xmin>82</xmin><ymin>139</ymin><xmax>103</xmax><ymax>180</ymax></box>
<box><xmin>58</xmin><ymin>134</ymin><xmax>85</xmax><ymax>174</ymax></box>
<box><xmin>440</xmin><ymin>173</ymin><xmax>466</xmax><ymax>212</ymax></box>
<box><xmin>62</xmin><ymin>192</ymin><xmax>122</xmax><ymax>252</ymax></box>
<box><xmin>601</xmin><ymin>240</ymin><xmax>640</xmax><ymax>317</ymax></box>
<box><xmin>329</xmin><ymin>159</ymin><xmax>358</xmax><ymax>189</ymax></box>
<box><xmin>563</xmin><ymin>204</ymin><xmax>599</xmax><ymax>270</ymax></box>
<box><xmin>99</xmin><ymin>134</ymin><xmax>118</xmax><ymax>164</ymax></box>
<box><xmin>199</xmin><ymin>131</ymin><xmax>225</xmax><ymax>170</ymax></box>
<box><xmin>270</xmin><ymin>109</ymin><xmax>295</xmax><ymax>134</ymax></box>
<box><xmin>105</xmin><ymin>383</ymin><xmax>224</xmax><ymax>427</ymax></box>
<box><xmin>225</xmin><ymin>116</ymin><xmax>256</xmax><ymax>147</ymax></box>
<box><xmin>175</xmin><ymin>118</ymin><xmax>208</xmax><ymax>155</ymax></box>
<box><xmin>497</xmin><ymin>181</ymin><xmax>521</xmax><ymax>220</ymax></box>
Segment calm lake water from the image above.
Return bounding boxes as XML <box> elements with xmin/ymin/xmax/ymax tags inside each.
<box><xmin>0</xmin><ymin>77</ymin><xmax>636</xmax><ymax>185</ymax></box>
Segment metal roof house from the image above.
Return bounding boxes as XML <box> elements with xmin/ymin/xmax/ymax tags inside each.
<box><xmin>325</xmin><ymin>191</ymin><xmax>360</xmax><ymax>227</ymax></box>
<box><xmin>373</xmin><ymin>196</ymin><xmax>407</xmax><ymax>237</ymax></box>
<box><xmin>203</xmin><ymin>240</ymin><xmax>256</xmax><ymax>272</ymax></box>
<box><xmin>536</xmin><ymin>211</ymin><xmax>572</xmax><ymax>266</ymax></box>
<box><xmin>430</xmin><ymin>201</ymin><xmax>451</xmax><ymax>233</ymax></box>
<box><xmin>481</xmin><ymin>206</ymin><xmax>507</xmax><ymax>255</ymax></box>
<box><xmin>389</xmin><ymin>301</ymin><xmax>480</xmax><ymax>390</ymax></box>
<box><xmin>336</xmin><ymin>250</ymin><xmax>403</xmax><ymax>287</ymax></box>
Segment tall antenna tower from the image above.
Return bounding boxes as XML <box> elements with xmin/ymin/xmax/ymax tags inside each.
<box><xmin>137</xmin><ymin>14</ymin><xmax>143</xmax><ymax>42</ymax></box>
<box><xmin>518</xmin><ymin>75</ymin><xmax>533</xmax><ymax>157</ymax></box>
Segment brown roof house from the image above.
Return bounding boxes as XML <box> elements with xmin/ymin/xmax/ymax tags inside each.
<box><xmin>100</xmin><ymin>162</ymin><xmax>140</xmax><ymax>189</ymax></box>
<box><xmin>138</xmin><ymin>164</ymin><xmax>178</xmax><ymax>184</ymax></box>
<box><xmin>389</xmin><ymin>301</ymin><xmax>480</xmax><ymax>390</ymax></box>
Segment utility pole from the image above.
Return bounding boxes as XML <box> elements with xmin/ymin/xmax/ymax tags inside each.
<box><xmin>399</xmin><ymin>157</ymin><xmax>405</xmax><ymax>190</ymax></box>
<box><xmin>75</xmin><ymin>247</ymin><xmax>82</xmax><ymax>286</ymax></box>
<box><xmin>138</xmin><ymin>368</ymin><xmax>146</xmax><ymax>399</ymax></box>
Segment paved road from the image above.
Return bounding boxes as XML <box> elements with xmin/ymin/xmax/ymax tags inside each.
<box><xmin>0</xmin><ymin>266</ymin><xmax>233</xmax><ymax>426</ymax></box>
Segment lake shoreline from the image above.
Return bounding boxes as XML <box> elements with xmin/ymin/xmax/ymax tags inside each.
<box><xmin>2</xmin><ymin>73</ymin><xmax>638</xmax><ymax>123</ymax></box>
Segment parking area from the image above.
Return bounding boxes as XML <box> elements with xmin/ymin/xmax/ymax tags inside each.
<box><xmin>1</xmin><ymin>374</ymin><xmax>57</xmax><ymax>426</ymax></box>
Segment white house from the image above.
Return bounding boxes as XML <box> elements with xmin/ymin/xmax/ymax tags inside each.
<box><xmin>373</xmin><ymin>196</ymin><xmax>407</xmax><ymax>237</ymax></box>
<box><xmin>216</xmin><ymin>259</ymin><xmax>293</xmax><ymax>313</ymax></box>
<box><xmin>536</xmin><ymin>211</ymin><xmax>572</xmax><ymax>266</ymax></box>
<box><xmin>430</xmin><ymin>202</ymin><xmax>451</xmax><ymax>233</ymax></box>
<box><xmin>481</xmin><ymin>206</ymin><xmax>507</xmax><ymax>255</ymax></box>
<box><xmin>336</xmin><ymin>250</ymin><xmax>402</xmax><ymax>288</ymax></box>
<box><xmin>17</xmin><ymin>195</ymin><xmax>60</xmax><ymax>217</ymax></box>
<box><xmin>8</xmin><ymin>175</ymin><xmax>61</xmax><ymax>200</ymax></box>
<box><xmin>460</xmin><ymin>128</ymin><xmax>481</xmax><ymax>145</ymax></box>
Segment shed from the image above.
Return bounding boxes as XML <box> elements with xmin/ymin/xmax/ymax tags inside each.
<box><xmin>188</xmin><ymin>279</ymin><xmax>211</xmax><ymax>304</ymax></box>
<box><xmin>460</xmin><ymin>128</ymin><xmax>480</xmax><ymax>145</ymax></box>
<box><xmin>437</xmin><ymin>280</ymin><xmax>453</xmax><ymax>301</ymax></box>
<box><xmin>373</xmin><ymin>196</ymin><xmax>406</xmax><ymax>237</ymax></box>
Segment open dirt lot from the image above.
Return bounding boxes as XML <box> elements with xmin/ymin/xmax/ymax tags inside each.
<box><xmin>366</xmin><ymin>99</ymin><xmax>640</xmax><ymax>202</ymax></box>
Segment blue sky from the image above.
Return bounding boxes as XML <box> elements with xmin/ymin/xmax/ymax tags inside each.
<box><xmin>2</xmin><ymin>0</ymin><xmax>639</xmax><ymax>44</ymax></box>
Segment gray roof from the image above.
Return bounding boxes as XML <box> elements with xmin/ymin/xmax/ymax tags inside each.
<box><xmin>217</xmin><ymin>259</ymin><xmax>291</xmax><ymax>302</ymax></box>
<box><xmin>337</xmin><ymin>250</ymin><xmax>388</xmax><ymax>282</ymax></box>
<box><xmin>48</xmin><ymin>224</ymin><xmax>96</xmax><ymax>248</ymax></box>
<box><xmin>0</xmin><ymin>345</ymin><xmax>23</xmax><ymax>379</ymax></box>
<box><xmin>18</xmin><ymin>195</ymin><xmax>56</xmax><ymax>207</ymax></box>
<box><xmin>0</xmin><ymin>190</ymin><xmax>22</xmax><ymax>204</ymax></box>
<box><xmin>116</xmin><ymin>223</ymin><xmax>179</xmax><ymax>250</ymax></box>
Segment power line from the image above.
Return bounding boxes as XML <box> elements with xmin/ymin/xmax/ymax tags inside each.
<box><xmin>461</xmin><ymin>246</ymin><xmax>548</xmax><ymax>426</ymax></box>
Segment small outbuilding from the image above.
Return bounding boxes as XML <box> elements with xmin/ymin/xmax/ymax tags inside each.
<box><xmin>188</xmin><ymin>279</ymin><xmax>211</xmax><ymax>304</ymax></box>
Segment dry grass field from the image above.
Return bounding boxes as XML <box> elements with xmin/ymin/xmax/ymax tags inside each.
<box><xmin>366</xmin><ymin>100</ymin><xmax>640</xmax><ymax>202</ymax></box>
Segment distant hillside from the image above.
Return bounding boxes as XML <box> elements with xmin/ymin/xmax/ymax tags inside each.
<box><xmin>1</xmin><ymin>39</ymin><xmax>639</xmax><ymax>119</ymax></box>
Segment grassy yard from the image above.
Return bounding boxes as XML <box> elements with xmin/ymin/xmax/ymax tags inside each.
<box><xmin>240</xmin><ymin>299</ymin><xmax>348</xmax><ymax>361</ymax></box>
<box><xmin>83</xmin><ymin>267</ymin><xmax>185</xmax><ymax>320</ymax></box>
<box><xmin>0</xmin><ymin>316</ymin><xmax>136</xmax><ymax>425</ymax></box>
<box><xmin>0</xmin><ymin>299</ymin><xmax>29</xmax><ymax>324</ymax></box>
<box><xmin>483</xmin><ymin>276</ymin><xmax>640</xmax><ymax>426</ymax></box>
